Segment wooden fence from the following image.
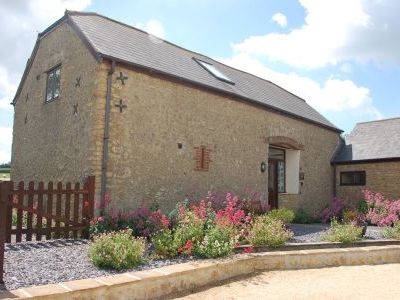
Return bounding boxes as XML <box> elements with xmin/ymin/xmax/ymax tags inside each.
<box><xmin>0</xmin><ymin>176</ymin><xmax>95</xmax><ymax>284</ymax></box>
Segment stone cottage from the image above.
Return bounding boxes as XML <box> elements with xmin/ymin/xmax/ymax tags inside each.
<box><xmin>11</xmin><ymin>11</ymin><xmax>343</xmax><ymax>213</ymax></box>
<box><xmin>332</xmin><ymin>118</ymin><xmax>400</xmax><ymax>205</ymax></box>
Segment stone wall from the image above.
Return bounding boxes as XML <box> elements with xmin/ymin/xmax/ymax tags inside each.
<box><xmin>336</xmin><ymin>161</ymin><xmax>400</xmax><ymax>206</ymax></box>
<box><xmin>103</xmin><ymin>62</ymin><xmax>340</xmax><ymax>213</ymax></box>
<box><xmin>11</xmin><ymin>22</ymin><xmax>341</xmax><ymax>214</ymax></box>
<box><xmin>11</xmin><ymin>22</ymin><xmax>102</xmax><ymax>191</ymax></box>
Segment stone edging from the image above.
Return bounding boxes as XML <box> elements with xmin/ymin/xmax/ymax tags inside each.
<box><xmin>1</xmin><ymin>245</ymin><xmax>400</xmax><ymax>299</ymax></box>
<box><xmin>235</xmin><ymin>239</ymin><xmax>400</xmax><ymax>252</ymax></box>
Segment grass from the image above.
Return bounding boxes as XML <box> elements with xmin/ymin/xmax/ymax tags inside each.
<box><xmin>0</xmin><ymin>168</ymin><xmax>10</xmax><ymax>180</ymax></box>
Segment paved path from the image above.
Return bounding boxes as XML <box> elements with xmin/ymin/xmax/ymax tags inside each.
<box><xmin>171</xmin><ymin>264</ymin><xmax>400</xmax><ymax>299</ymax></box>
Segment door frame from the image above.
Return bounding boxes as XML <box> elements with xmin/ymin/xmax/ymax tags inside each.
<box><xmin>268</xmin><ymin>159</ymin><xmax>279</xmax><ymax>209</ymax></box>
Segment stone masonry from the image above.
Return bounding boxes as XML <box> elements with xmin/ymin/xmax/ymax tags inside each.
<box><xmin>11</xmin><ymin>21</ymin><xmax>341</xmax><ymax>214</ymax></box>
<box><xmin>336</xmin><ymin>162</ymin><xmax>400</xmax><ymax>206</ymax></box>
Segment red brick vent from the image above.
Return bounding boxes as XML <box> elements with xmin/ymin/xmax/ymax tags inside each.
<box><xmin>194</xmin><ymin>145</ymin><xmax>212</xmax><ymax>171</ymax></box>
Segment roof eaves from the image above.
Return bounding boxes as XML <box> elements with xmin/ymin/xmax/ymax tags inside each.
<box><xmin>332</xmin><ymin>157</ymin><xmax>400</xmax><ymax>165</ymax></box>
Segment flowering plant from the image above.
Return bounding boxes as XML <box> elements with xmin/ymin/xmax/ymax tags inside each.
<box><xmin>363</xmin><ymin>190</ymin><xmax>400</xmax><ymax>226</ymax></box>
<box><xmin>90</xmin><ymin>195</ymin><xmax>170</xmax><ymax>237</ymax></box>
<box><xmin>320</xmin><ymin>197</ymin><xmax>345</xmax><ymax>223</ymax></box>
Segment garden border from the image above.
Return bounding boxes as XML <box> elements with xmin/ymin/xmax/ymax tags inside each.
<box><xmin>1</xmin><ymin>244</ymin><xmax>400</xmax><ymax>299</ymax></box>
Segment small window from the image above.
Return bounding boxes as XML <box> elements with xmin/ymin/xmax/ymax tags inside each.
<box><xmin>340</xmin><ymin>171</ymin><xmax>366</xmax><ymax>186</ymax></box>
<box><xmin>46</xmin><ymin>65</ymin><xmax>61</xmax><ymax>102</ymax></box>
<box><xmin>193</xmin><ymin>58</ymin><xmax>234</xmax><ymax>85</ymax></box>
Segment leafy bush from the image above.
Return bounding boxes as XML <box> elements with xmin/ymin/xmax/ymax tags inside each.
<box><xmin>293</xmin><ymin>209</ymin><xmax>315</xmax><ymax>224</ymax></box>
<box><xmin>320</xmin><ymin>197</ymin><xmax>345</xmax><ymax>223</ymax></box>
<box><xmin>90</xmin><ymin>195</ymin><xmax>170</xmax><ymax>237</ymax></box>
<box><xmin>342</xmin><ymin>210</ymin><xmax>358</xmax><ymax>224</ymax></box>
<box><xmin>267</xmin><ymin>208</ymin><xmax>295</xmax><ymax>224</ymax></box>
<box><xmin>363</xmin><ymin>190</ymin><xmax>400</xmax><ymax>226</ymax></box>
<box><xmin>248</xmin><ymin>215</ymin><xmax>293</xmax><ymax>248</ymax></box>
<box><xmin>173</xmin><ymin>222</ymin><xmax>205</xmax><ymax>255</ymax></box>
<box><xmin>356</xmin><ymin>199</ymin><xmax>368</xmax><ymax>214</ymax></box>
<box><xmin>89</xmin><ymin>230</ymin><xmax>145</xmax><ymax>270</ymax></box>
<box><xmin>152</xmin><ymin>229</ymin><xmax>178</xmax><ymax>258</ymax></box>
<box><xmin>322</xmin><ymin>219</ymin><xmax>362</xmax><ymax>243</ymax></box>
<box><xmin>383</xmin><ymin>222</ymin><xmax>400</xmax><ymax>240</ymax></box>
<box><xmin>193</xmin><ymin>226</ymin><xmax>236</xmax><ymax>258</ymax></box>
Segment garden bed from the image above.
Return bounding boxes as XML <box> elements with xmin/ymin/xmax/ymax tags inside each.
<box><xmin>0</xmin><ymin>223</ymin><xmax>390</xmax><ymax>292</ymax></box>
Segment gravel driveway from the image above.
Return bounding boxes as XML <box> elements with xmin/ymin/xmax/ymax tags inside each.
<box><xmin>1</xmin><ymin>239</ymin><xmax>192</xmax><ymax>291</ymax></box>
<box><xmin>0</xmin><ymin>224</ymin><xmax>387</xmax><ymax>292</ymax></box>
<box><xmin>289</xmin><ymin>223</ymin><xmax>386</xmax><ymax>243</ymax></box>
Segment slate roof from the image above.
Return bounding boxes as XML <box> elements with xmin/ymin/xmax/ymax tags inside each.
<box><xmin>333</xmin><ymin>117</ymin><xmax>400</xmax><ymax>163</ymax></box>
<box><xmin>14</xmin><ymin>11</ymin><xmax>341</xmax><ymax>132</ymax></box>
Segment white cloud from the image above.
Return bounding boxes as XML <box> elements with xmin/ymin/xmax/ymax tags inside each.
<box><xmin>0</xmin><ymin>126</ymin><xmax>12</xmax><ymax>163</ymax></box>
<box><xmin>0</xmin><ymin>66</ymin><xmax>17</xmax><ymax>110</ymax></box>
<box><xmin>135</xmin><ymin>19</ymin><xmax>166</xmax><ymax>39</ymax></box>
<box><xmin>271</xmin><ymin>13</ymin><xmax>287</xmax><ymax>27</ymax></box>
<box><xmin>218</xmin><ymin>53</ymin><xmax>382</xmax><ymax>119</ymax></box>
<box><xmin>233</xmin><ymin>0</ymin><xmax>400</xmax><ymax>69</ymax></box>
<box><xmin>0</xmin><ymin>0</ymin><xmax>91</xmax><ymax>163</ymax></box>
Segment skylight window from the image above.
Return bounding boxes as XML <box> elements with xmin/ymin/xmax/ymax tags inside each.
<box><xmin>193</xmin><ymin>58</ymin><xmax>234</xmax><ymax>85</ymax></box>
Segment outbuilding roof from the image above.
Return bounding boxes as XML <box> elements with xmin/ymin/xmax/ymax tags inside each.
<box><xmin>14</xmin><ymin>11</ymin><xmax>341</xmax><ymax>132</ymax></box>
<box><xmin>333</xmin><ymin>117</ymin><xmax>400</xmax><ymax>164</ymax></box>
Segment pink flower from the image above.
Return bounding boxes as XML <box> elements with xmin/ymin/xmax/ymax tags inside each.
<box><xmin>97</xmin><ymin>216</ymin><xmax>104</xmax><ymax>222</ymax></box>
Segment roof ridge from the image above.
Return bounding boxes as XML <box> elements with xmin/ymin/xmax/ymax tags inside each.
<box><xmin>356</xmin><ymin>116</ymin><xmax>400</xmax><ymax>125</ymax></box>
<box><xmin>67</xmin><ymin>10</ymin><xmax>313</xmax><ymax>106</ymax></box>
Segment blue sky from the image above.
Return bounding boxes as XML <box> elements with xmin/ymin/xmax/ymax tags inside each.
<box><xmin>1</xmin><ymin>0</ymin><xmax>400</xmax><ymax>163</ymax></box>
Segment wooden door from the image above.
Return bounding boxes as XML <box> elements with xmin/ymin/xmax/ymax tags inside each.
<box><xmin>268</xmin><ymin>159</ymin><xmax>278</xmax><ymax>209</ymax></box>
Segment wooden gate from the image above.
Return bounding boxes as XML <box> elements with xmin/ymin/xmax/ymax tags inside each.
<box><xmin>0</xmin><ymin>176</ymin><xmax>95</xmax><ymax>284</ymax></box>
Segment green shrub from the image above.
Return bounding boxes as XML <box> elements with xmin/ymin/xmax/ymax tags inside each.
<box><xmin>173</xmin><ymin>222</ymin><xmax>205</xmax><ymax>250</ymax></box>
<box><xmin>356</xmin><ymin>199</ymin><xmax>368</xmax><ymax>214</ymax></box>
<box><xmin>267</xmin><ymin>208</ymin><xmax>295</xmax><ymax>224</ymax></box>
<box><xmin>89</xmin><ymin>230</ymin><xmax>145</xmax><ymax>270</ymax></box>
<box><xmin>248</xmin><ymin>215</ymin><xmax>293</xmax><ymax>247</ymax></box>
<box><xmin>152</xmin><ymin>229</ymin><xmax>179</xmax><ymax>258</ymax></box>
<box><xmin>293</xmin><ymin>208</ymin><xmax>315</xmax><ymax>224</ymax></box>
<box><xmin>193</xmin><ymin>226</ymin><xmax>236</xmax><ymax>258</ymax></box>
<box><xmin>322</xmin><ymin>219</ymin><xmax>362</xmax><ymax>243</ymax></box>
<box><xmin>383</xmin><ymin>222</ymin><xmax>400</xmax><ymax>240</ymax></box>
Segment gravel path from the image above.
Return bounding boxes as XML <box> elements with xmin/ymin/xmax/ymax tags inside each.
<box><xmin>0</xmin><ymin>224</ymin><xmax>388</xmax><ymax>292</ymax></box>
<box><xmin>1</xmin><ymin>239</ymin><xmax>193</xmax><ymax>292</ymax></box>
<box><xmin>289</xmin><ymin>223</ymin><xmax>386</xmax><ymax>243</ymax></box>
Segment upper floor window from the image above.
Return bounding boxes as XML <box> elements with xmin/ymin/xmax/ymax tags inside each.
<box><xmin>46</xmin><ymin>65</ymin><xmax>61</xmax><ymax>102</ymax></box>
<box><xmin>340</xmin><ymin>171</ymin><xmax>366</xmax><ymax>186</ymax></box>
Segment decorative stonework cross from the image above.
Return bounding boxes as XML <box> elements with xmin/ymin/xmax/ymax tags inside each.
<box><xmin>25</xmin><ymin>94</ymin><xmax>29</xmax><ymax>102</ymax></box>
<box><xmin>116</xmin><ymin>72</ymin><xmax>128</xmax><ymax>85</ymax></box>
<box><xmin>73</xmin><ymin>103</ymin><xmax>78</xmax><ymax>115</ymax></box>
<box><xmin>75</xmin><ymin>76</ymin><xmax>81</xmax><ymax>87</ymax></box>
<box><xmin>115</xmin><ymin>99</ymin><xmax>127</xmax><ymax>113</ymax></box>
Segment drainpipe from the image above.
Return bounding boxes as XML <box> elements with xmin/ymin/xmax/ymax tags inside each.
<box><xmin>333</xmin><ymin>164</ymin><xmax>337</xmax><ymax>197</ymax></box>
<box><xmin>100</xmin><ymin>60</ymin><xmax>116</xmax><ymax>210</ymax></box>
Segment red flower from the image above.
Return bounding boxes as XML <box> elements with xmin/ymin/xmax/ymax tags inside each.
<box><xmin>241</xmin><ymin>246</ymin><xmax>254</xmax><ymax>254</ymax></box>
<box><xmin>84</xmin><ymin>201</ymin><xmax>89</xmax><ymax>208</ymax></box>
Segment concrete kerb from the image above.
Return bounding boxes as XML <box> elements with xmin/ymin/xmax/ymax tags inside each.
<box><xmin>1</xmin><ymin>245</ymin><xmax>400</xmax><ymax>300</ymax></box>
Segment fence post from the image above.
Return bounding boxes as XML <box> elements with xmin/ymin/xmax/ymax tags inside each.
<box><xmin>82</xmin><ymin>176</ymin><xmax>95</xmax><ymax>239</ymax></box>
<box><xmin>0</xmin><ymin>181</ymin><xmax>11</xmax><ymax>284</ymax></box>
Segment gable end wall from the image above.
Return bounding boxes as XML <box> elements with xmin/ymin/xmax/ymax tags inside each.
<box><xmin>11</xmin><ymin>22</ymin><xmax>104</xmax><ymax>193</ymax></box>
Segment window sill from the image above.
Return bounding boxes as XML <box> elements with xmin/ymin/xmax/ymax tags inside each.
<box><xmin>44</xmin><ymin>97</ymin><xmax>60</xmax><ymax>104</ymax></box>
